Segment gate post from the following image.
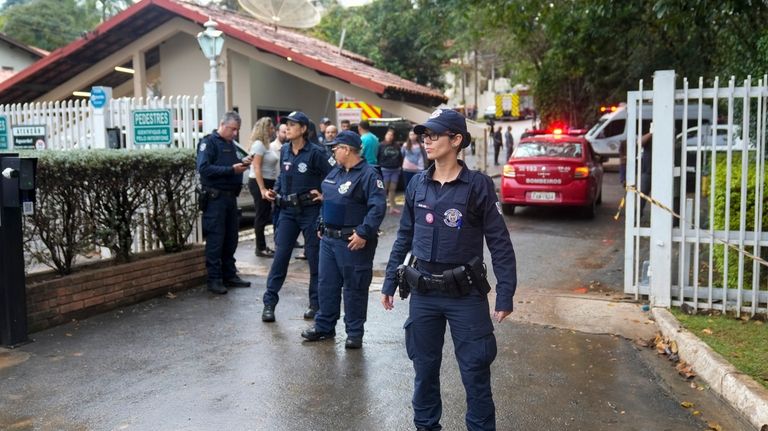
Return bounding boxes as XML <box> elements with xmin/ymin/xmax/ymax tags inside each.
<box><xmin>649</xmin><ymin>70</ymin><xmax>675</xmax><ymax>307</ymax></box>
<box><xmin>90</xmin><ymin>86</ymin><xmax>112</xmax><ymax>149</ymax></box>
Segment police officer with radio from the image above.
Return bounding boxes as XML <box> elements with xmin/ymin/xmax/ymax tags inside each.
<box><xmin>197</xmin><ymin>111</ymin><xmax>253</xmax><ymax>294</ymax></box>
<box><xmin>300</xmin><ymin>130</ymin><xmax>386</xmax><ymax>349</ymax></box>
<box><xmin>381</xmin><ymin>109</ymin><xmax>517</xmax><ymax>431</ymax></box>
<box><xmin>262</xmin><ymin>111</ymin><xmax>334</xmax><ymax>322</ymax></box>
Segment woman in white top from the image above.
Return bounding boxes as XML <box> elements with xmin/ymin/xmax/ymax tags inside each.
<box><xmin>247</xmin><ymin>117</ymin><xmax>280</xmax><ymax>257</ymax></box>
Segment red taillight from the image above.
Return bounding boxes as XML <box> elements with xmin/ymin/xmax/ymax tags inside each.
<box><xmin>573</xmin><ymin>166</ymin><xmax>589</xmax><ymax>178</ymax></box>
<box><xmin>503</xmin><ymin>165</ymin><xmax>516</xmax><ymax>178</ymax></box>
<box><xmin>552</xmin><ymin>128</ymin><xmax>563</xmax><ymax>136</ymax></box>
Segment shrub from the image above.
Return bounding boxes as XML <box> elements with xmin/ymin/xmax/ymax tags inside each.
<box><xmin>711</xmin><ymin>153</ymin><xmax>768</xmax><ymax>289</ymax></box>
<box><xmin>21</xmin><ymin>149</ymin><xmax>198</xmax><ymax>273</ymax></box>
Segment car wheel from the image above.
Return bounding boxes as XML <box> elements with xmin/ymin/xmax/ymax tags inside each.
<box><xmin>502</xmin><ymin>204</ymin><xmax>516</xmax><ymax>216</ymax></box>
<box><xmin>581</xmin><ymin>199</ymin><xmax>596</xmax><ymax>219</ymax></box>
<box><xmin>596</xmin><ymin>187</ymin><xmax>603</xmax><ymax>205</ymax></box>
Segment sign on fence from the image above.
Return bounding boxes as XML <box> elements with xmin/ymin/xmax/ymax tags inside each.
<box><xmin>132</xmin><ymin>109</ymin><xmax>172</xmax><ymax>146</ymax></box>
<box><xmin>11</xmin><ymin>125</ymin><xmax>46</xmax><ymax>150</ymax></box>
<box><xmin>0</xmin><ymin>116</ymin><xmax>8</xmax><ymax>150</ymax></box>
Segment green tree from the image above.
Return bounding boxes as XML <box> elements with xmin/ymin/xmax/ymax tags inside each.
<box><xmin>1</xmin><ymin>0</ymin><xmax>100</xmax><ymax>51</ymax></box>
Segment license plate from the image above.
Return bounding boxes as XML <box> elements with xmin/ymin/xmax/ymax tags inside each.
<box><xmin>530</xmin><ymin>191</ymin><xmax>556</xmax><ymax>201</ymax></box>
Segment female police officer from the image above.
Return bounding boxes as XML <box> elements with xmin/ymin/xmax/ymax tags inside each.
<box><xmin>262</xmin><ymin>111</ymin><xmax>334</xmax><ymax>322</ymax></box>
<box><xmin>381</xmin><ymin>109</ymin><xmax>517</xmax><ymax>431</ymax></box>
<box><xmin>300</xmin><ymin>130</ymin><xmax>386</xmax><ymax>348</ymax></box>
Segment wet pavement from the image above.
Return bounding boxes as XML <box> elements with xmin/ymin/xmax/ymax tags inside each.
<box><xmin>0</xmin><ymin>277</ymin><xmax>741</xmax><ymax>431</ymax></box>
<box><xmin>0</xmin><ymin>124</ymin><xmax>754</xmax><ymax>430</ymax></box>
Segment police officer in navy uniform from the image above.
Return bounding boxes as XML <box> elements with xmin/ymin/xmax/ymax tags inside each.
<box><xmin>301</xmin><ymin>130</ymin><xmax>386</xmax><ymax>349</ymax></box>
<box><xmin>262</xmin><ymin>111</ymin><xmax>335</xmax><ymax>322</ymax></box>
<box><xmin>381</xmin><ymin>109</ymin><xmax>517</xmax><ymax>431</ymax></box>
<box><xmin>197</xmin><ymin>111</ymin><xmax>253</xmax><ymax>294</ymax></box>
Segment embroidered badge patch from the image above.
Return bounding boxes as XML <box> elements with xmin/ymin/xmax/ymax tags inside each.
<box><xmin>298</xmin><ymin>162</ymin><xmax>308</xmax><ymax>173</ymax></box>
<box><xmin>284</xmin><ymin>162</ymin><xmax>291</xmax><ymax>171</ymax></box>
<box><xmin>496</xmin><ymin>202</ymin><xmax>503</xmax><ymax>215</ymax></box>
<box><xmin>443</xmin><ymin>208</ymin><xmax>463</xmax><ymax>228</ymax></box>
<box><xmin>425</xmin><ymin>213</ymin><xmax>434</xmax><ymax>224</ymax></box>
<box><xmin>376</xmin><ymin>179</ymin><xmax>384</xmax><ymax>189</ymax></box>
<box><xmin>199</xmin><ymin>142</ymin><xmax>206</xmax><ymax>152</ymax></box>
<box><xmin>338</xmin><ymin>181</ymin><xmax>352</xmax><ymax>194</ymax></box>
<box><xmin>328</xmin><ymin>156</ymin><xmax>336</xmax><ymax>166</ymax></box>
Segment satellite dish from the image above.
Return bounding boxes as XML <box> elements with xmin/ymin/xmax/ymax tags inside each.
<box><xmin>238</xmin><ymin>0</ymin><xmax>321</xmax><ymax>29</ymax></box>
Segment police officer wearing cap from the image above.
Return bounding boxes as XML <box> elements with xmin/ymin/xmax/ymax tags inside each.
<box><xmin>381</xmin><ymin>109</ymin><xmax>517</xmax><ymax>431</ymax></box>
<box><xmin>262</xmin><ymin>111</ymin><xmax>335</xmax><ymax>322</ymax></box>
<box><xmin>301</xmin><ymin>130</ymin><xmax>386</xmax><ymax>349</ymax></box>
<box><xmin>197</xmin><ymin>111</ymin><xmax>253</xmax><ymax>294</ymax></box>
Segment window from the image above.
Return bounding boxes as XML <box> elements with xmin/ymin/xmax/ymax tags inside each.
<box><xmin>603</xmin><ymin>119</ymin><xmax>625</xmax><ymax>138</ymax></box>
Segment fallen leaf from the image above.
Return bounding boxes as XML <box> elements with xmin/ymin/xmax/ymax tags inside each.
<box><xmin>680</xmin><ymin>401</ymin><xmax>694</xmax><ymax>408</ymax></box>
<box><xmin>707</xmin><ymin>421</ymin><xmax>722</xmax><ymax>431</ymax></box>
<box><xmin>165</xmin><ymin>292</ymin><xmax>177</xmax><ymax>299</ymax></box>
<box><xmin>670</xmin><ymin>340</ymin><xmax>678</xmax><ymax>354</ymax></box>
<box><xmin>692</xmin><ymin>410</ymin><xmax>701</xmax><ymax>416</ymax></box>
<box><xmin>701</xmin><ymin>328</ymin><xmax>713</xmax><ymax>335</ymax></box>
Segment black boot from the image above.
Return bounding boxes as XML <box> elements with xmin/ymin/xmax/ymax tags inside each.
<box><xmin>262</xmin><ymin>304</ymin><xmax>275</xmax><ymax>322</ymax></box>
<box><xmin>207</xmin><ymin>280</ymin><xmax>227</xmax><ymax>295</ymax></box>
<box><xmin>301</xmin><ymin>327</ymin><xmax>335</xmax><ymax>342</ymax></box>
<box><xmin>224</xmin><ymin>276</ymin><xmax>251</xmax><ymax>288</ymax></box>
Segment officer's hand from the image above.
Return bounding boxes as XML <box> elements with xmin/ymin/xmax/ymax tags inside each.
<box><xmin>260</xmin><ymin>189</ymin><xmax>271</xmax><ymax>200</ymax></box>
<box><xmin>309</xmin><ymin>189</ymin><xmax>323</xmax><ymax>202</ymax></box>
<box><xmin>347</xmin><ymin>233</ymin><xmax>366</xmax><ymax>251</ymax></box>
<box><xmin>493</xmin><ymin>310</ymin><xmax>512</xmax><ymax>323</ymax></box>
<box><xmin>264</xmin><ymin>189</ymin><xmax>276</xmax><ymax>202</ymax></box>
<box><xmin>232</xmin><ymin>163</ymin><xmax>248</xmax><ymax>174</ymax></box>
<box><xmin>381</xmin><ymin>294</ymin><xmax>394</xmax><ymax>310</ymax></box>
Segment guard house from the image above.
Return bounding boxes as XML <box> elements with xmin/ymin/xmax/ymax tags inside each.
<box><xmin>0</xmin><ymin>0</ymin><xmax>448</xmax><ymax>132</ymax></box>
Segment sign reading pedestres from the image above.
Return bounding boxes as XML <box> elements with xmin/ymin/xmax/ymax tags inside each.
<box><xmin>0</xmin><ymin>115</ymin><xmax>8</xmax><ymax>150</ymax></box>
<box><xmin>11</xmin><ymin>125</ymin><xmax>46</xmax><ymax>150</ymax></box>
<box><xmin>132</xmin><ymin>109</ymin><xmax>172</xmax><ymax>146</ymax></box>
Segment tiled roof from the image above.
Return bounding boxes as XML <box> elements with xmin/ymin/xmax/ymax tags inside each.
<box><xmin>0</xmin><ymin>0</ymin><xmax>446</xmax><ymax>106</ymax></box>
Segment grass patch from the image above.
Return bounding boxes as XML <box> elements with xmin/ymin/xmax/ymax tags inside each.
<box><xmin>671</xmin><ymin>309</ymin><xmax>768</xmax><ymax>389</ymax></box>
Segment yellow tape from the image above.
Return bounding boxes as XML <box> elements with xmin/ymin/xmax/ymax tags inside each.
<box><xmin>620</xmin><ymin>184</ymin><xmax>768</xmax><ymax>268</ymax></box>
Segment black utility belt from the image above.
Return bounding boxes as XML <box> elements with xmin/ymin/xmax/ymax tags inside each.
<box><xmin>202</xmin><ymin>187</ymin><xmax>239</xmax><ymax>198</ymax></box>
<box><xmin>276</xmin><ymin>192</ymin><xmax>317</xmax><ymax>208</ymax></box>
<box><xmin>323</xmin><ymin>227</ymin><xmax>355</xmax><ymax>240</ymax></box>
<box><xmin>403</xmin><ymin>262</ymin><xmax>490</xmax><ymax>297</ymax></box>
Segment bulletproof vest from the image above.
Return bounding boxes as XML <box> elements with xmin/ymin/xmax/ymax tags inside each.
<box><xmin>411</xmin><ymin>173</ymin><xmax>484</xmax><ymax>265</ymax></box>
<box><xmin>321</xmin><ymin>168</ymin><xmax>368</xmax><ymax>227</ymax></box>
<box><xmin>280</xmin><ymin>145</ymin><xmax>327</xmax><ymax>195</ymax></box>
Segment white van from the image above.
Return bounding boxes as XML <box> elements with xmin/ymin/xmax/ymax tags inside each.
<box><xmin>585</xmin><ymin>103</ymin><xmax>713</xmax><ymax>159</ymax></box>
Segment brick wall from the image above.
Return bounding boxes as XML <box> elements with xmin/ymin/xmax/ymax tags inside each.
<box><xmin>25</xmin><ymin>246</ymin><xmax>206</xmax><ymax>332</ymax></box>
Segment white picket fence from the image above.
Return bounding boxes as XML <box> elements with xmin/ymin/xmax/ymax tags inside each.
<box><xmin>0</xmin><ymin>96</ymin><xmax>205</xmax><ymax>255</ymax></box>
<box><xmin>624</xmin><ymin>70</ymin><xmax>768</xmax><ymax>317</ymax></box>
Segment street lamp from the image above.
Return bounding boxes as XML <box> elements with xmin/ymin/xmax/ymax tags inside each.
<box><xmin>197</xmin><ymin>18</ymin><xmax>225</xmax><ymax>133</ymax></box>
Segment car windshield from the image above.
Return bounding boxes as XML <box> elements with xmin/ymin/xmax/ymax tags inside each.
<box><xmin>586</xmin><ymin>118</ymin><xmax>607</xmax><ymax>136</ymax></box>
<box><xmin>513</xmin><ymin>142</ymin><xmax>583</xmax><ymax>159</ymax></box>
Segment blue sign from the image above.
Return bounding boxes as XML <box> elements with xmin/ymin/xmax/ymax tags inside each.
<box><xmin>90</xmin><ymin>86</ymin><xmax>107</xmax><ymax>109</ymax></box>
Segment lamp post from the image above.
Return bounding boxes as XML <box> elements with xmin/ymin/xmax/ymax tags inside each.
<box><xmin>197</xmin><ymin>18</ymin><xmax>225</xmax><ymax>133</ymax></box>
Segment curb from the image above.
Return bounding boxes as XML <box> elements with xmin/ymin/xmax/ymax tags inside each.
<box><xmin>652</xmin><ymin>308</ymin><xmax>768</xmax><ymax>430</ymax></box>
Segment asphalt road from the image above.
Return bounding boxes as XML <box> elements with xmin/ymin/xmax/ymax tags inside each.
<box><xmin>1</xmin><ymin>126</ymin><xmax>753</xmax><ymax>430</ymax></box>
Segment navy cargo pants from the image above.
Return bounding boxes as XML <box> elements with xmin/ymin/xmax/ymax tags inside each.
<box><xmin>263</xmin><ymin>205</ymin><xmax>320</xmax><ymax>309</ymax></box>
<box><xmin>313</xmin><ymin>236</ymin><xmax>377</xmax><ymax>338</ymax></box>
<box><xmin>202</xmin><ymin>194</ymin><xmax>239</xmax><ymax>281</ymax></box>
<box><xmin>405</xmin><ymin>292</ymin><xmax>498</xmax><ymax>431</ymax></box>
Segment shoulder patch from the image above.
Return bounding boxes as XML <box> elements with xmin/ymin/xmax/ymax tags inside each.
<box><xmin>199</xmin><ymin>142</ymin><xmax>206</xmax><ymax>152</ymax></box>
<box><xmin>376</xmin><ymin>179</ymin><xmax>384</xmax><ymax>189</ymax></box>
<box><xmin>496</xmin><ymin>201</ymin><xmax>503</xmax><ymax>215</ymax></box>
<box><xmin>328</xmin><ymin>156</ymin><xmax>336</xmax><ymax>166</ymax></box>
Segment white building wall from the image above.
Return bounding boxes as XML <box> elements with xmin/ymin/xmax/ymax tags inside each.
<box><xmin>0</xmin><ymin>42</ymin><xmax>39</xmax><ymax>72</ymax></box>
<box><xmin>159</xmin><ymin>33</ymin><xmax>207</xmax><ymax>99</ymax></box>
<box><xmin>248</xmin><ymin>58</ymin><xmax>333</xmax><ymax>124</ymax></box>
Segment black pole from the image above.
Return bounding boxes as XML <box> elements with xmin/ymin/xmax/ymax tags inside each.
<box><xmin>0</xmin><ymin>153</ymin><xmax>29</xmax><ymax>347</ymax></box>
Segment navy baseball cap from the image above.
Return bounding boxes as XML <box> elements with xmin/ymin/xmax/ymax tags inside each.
<box><xmin>320</xmin><ymin>117</ymin><xmax>332</xmax><ymax>125</ymax></box>
<box><xmin>280</xmin><ymin>111</ymin><xmax>310</xmax><ymax>127</ymax></box>
<box><xmin>414</xmin><ymin>108</ymin><xmax>472</xmax><ymax>148</ymax></box>
<box><xmin>327</xmin><ymin>130</ymin><xmax>362</xmax><ymax>150</ymax></box>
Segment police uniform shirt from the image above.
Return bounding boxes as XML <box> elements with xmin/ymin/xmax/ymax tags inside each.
<box><xmin>196</xmin><ymin>130</ymin><xmax>243</xmax><ymax>191</ymax></box>
<box><xmin>274</xmin><ymin>141</ymin><xmax>334</xmax><ymax>197</ymax></box>
<box><xmin>321</xmin><ymin>160</ymin><xmax>386</xmax><ymax>239</ymax></box>
<box><xmin>382</xmin><ymin>161</ymin><xmax>518</xmax><ymax>311</ymax></box>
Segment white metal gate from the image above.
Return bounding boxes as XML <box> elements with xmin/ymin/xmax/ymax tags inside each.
<box><xmin>624</xmin><ymin>70</ymin><xmax>768</xmax><ymax>317</ymax></box>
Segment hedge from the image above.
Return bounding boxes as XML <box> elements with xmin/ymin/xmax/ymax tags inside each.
<box><xmin>19</xmin><ymin>149</ymin><xmax>198</xmax><ymax>275</ymax></box>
